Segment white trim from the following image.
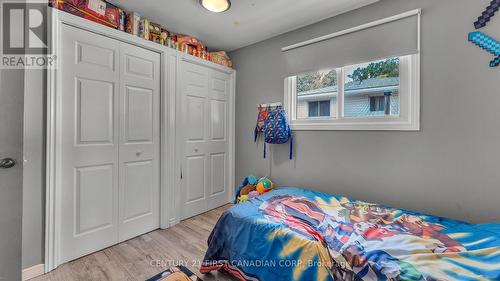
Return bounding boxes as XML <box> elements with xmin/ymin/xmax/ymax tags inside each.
<box><xmin>282</xmin><ymin>9</ymin><xmax>422</xmax><ymax>52</ymax></box>
<box><xmin>161</xmin><ymin>50</ymin><xmax>178</xmax><ymax>229</ymax></box>
<box><xmin>22</xmin><ymin>264</ymin><xmax>45</xmax><ymax>281</ymax></box>
<box><xmin>45</xmin><ymin>9</ymin><xmax>235</xmax><ymax>272</ymax></box>
<box><xmin>229</xmin><ymin>71</ymin><xmax>236</xmax><ymax>205</ymax></box>
<box><xmin>285</xmin><ymin>54</ymin><xmax>420</xmax><ymax>131</ymax></box>
<box><xmin>337</xmin><ymin>68</ymin><xmax>344</xmax><ymax>118</ymax></box>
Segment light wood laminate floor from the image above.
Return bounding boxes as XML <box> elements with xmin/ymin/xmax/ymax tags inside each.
<box><xmin>33</xmin><ymin>205</ymin><xmax>235</xmax><ymax>281</ymax></box>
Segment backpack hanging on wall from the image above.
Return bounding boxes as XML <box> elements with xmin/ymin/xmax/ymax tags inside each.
<box><xmin>254</xmin><ymin>105</ymin><xmax>269</xmax><ymax>142</ymax></box>
<box><xmin>263</xmin><ymin>106</ymin><xmax>293</xmax><ymax>160</ymax></box>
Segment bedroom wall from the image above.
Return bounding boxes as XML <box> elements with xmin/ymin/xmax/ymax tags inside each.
<box><xmin>230</xmin><ymin>0</ymin><xmax>500</xmax><ymax>223</ymax></box>
<box><xmin>22</xmin><ymin>69</ymin><xmax>46</xmax><ymax>268</ymax></box>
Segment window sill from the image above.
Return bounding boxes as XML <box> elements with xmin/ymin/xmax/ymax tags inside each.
<box><xmin>289</xmin><ymin>119</ymin><xmax>420</xmax><ymax>131</ymax></box>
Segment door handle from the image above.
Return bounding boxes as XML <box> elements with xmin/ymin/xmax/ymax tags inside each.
<box><xmin>0</xmin><ymin>158</ymin><xmax>16</xmax><ymax>169</ymax></box>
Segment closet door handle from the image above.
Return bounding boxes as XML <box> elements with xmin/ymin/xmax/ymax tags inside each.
<box><xmin>135</xmin><ymin>150</ymin><xmax>143</xmax><ymax>156</ymax></box>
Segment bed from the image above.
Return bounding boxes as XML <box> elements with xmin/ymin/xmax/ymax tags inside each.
<box><xmin>200</xmin><ymin>187</ymin><xmax>500</xmax><ymax>281</ymax></box>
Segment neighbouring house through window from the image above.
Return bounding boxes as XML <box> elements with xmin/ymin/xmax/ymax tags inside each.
<box><xmin>308</xmin><ymin>100</ymin><xmax>331</xmax><ymax>117</ymax></box>
<box><xmin>284</xmin><ymin>55</ymin><xmax>420</xmax><ymax>130</ymax></box>
<box><xmin>370</xmin><ymin>96</ymin><xmax>386</xmax><ymax>112</ymax></box>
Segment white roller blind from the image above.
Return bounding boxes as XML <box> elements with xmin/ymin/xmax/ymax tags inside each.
<box><xmin>283</xmin><ymin>10</ymin><xmax>420</xmax><ymax>76</ymax></box>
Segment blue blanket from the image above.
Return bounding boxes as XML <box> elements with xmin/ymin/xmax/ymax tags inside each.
<box><xmin>201</xmin><ymin>187</ymin><xmax>500</xmax><ymax>281</ymax></box>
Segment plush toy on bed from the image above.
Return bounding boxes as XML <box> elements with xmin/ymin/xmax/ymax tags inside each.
<box><xmin>235</xmin><ymin>175</ymin><xmax>274</xmax><ymax>203</ymax></box>
<box><xmin>256</xmin><ymin>177</ymin><xmax>274</xmax><ymax>194</ymax></box>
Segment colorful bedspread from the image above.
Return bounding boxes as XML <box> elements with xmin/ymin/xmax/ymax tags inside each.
<box><xmin>200</xmin><ymin>188</ymin><xmax>500</xmax><ymax>281</ymax></box>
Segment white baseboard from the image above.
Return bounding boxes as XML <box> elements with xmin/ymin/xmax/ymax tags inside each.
<box><xmin>169</xmin><ymin>217</ymin><xmax>179</xmax><ymax>227</ymax></box>
<box><xmin>22</xmin><ymin>264</ymin><xmax>45</xmax><ymax>281</ymax></box>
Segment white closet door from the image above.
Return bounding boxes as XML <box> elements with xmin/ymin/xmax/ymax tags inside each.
<box><xmin>60</xmin><ymin>25</ymin><xmax>161</xmax><ymax>263</ymax></box>
<box><xmin>179</xmin><ymin>62</ymin><xmax>209</xmax><ymax>219</ymax></box>
<box><xmin>118</xmin><ymin>42</ymin><xmax>160</xmax><ymax>242</ymax></box>
<box><xmin>207</xmin><ymin>69</ymin><xmax>231</xmax><ymax>210</ymax></box>
<box><xmin>179</xmin><ymin>60</ymin><xmax>230</xmax><ymax>219</ymax></box>
<box><xmin>60</xmin><ymin>25</ymin><xmax>120</xmax><ymax>263</ymax></box>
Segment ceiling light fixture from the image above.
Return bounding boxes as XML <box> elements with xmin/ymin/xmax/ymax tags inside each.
<box><xmin>200</xmin><ymin>0</ymin><xmax>231</xmax><ymax>13</ymax></box>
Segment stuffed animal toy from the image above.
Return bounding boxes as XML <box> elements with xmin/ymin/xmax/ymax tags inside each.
<box><xmin>248</xmin><ymin>191</ymin><xmax>260</xmax><ymax>199</ymax></box>
<box><xmin>238</xmin><ymin>195</ymin><xmax>249</xmax><ymax>203</ymax></box>
<box><xmin>256</xmin><ymin>178</ymin><xmax>274</xmax><ymax>194</ymax></box>
<box><xmin>247</xmin><ymin>175</ymin><xmax>258</xmax><ymax>185</ymax></box>
<box><xmin>240</xmin><ymin>184</ymin><xmax>255</xmax><ymax>196</ymax></box>
<box><xmin>235</xmin><ymin>175</ymin><xmax>274</xmax><ymax>203</ymax></box>
<box><xmin>235</xmin><ymin>176</ymin><xmax>252</xmax><ymax>203</ymax></box>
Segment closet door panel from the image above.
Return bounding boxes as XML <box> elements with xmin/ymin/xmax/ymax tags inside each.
<box><xmin>118</xmin><ymin>42</ymin><xmax>161</xmax><ymax>242</ymax></box>
<box><xmin>124</xmin><ymin>86</ymin><xmax>154</xmax><ymax>142</ymax></box>
<box><xmin>207</xmin><ymin>70</ymin><xmax>230</xmax><ymax>209</ymax></box>
<box><xmin>122</xmin><ymin>160</ymin><xmax>154</xmax><ymax>221</ymax></box>
<box><xmin>210</xmin><ymin>100</ymin><xmax>226</xmax><ymax>141</ymax></box>
<box><xmin>185</xmin><ymin>156</ymin><xmax>206</xmax><ymax>203</ymax></box>
<box><xmin>180</xmin><ymin>62</ymin><xmax>209</xmax><ymax>219</ymax></box>
<box><xmin>76</xmin><ymin>78</ymin><xmax>114</xmax><ymax>144</ymax></box>
<box><xmin>186</xmin><ymin>96</ymin><xmax>205</xmax><ymax>140</ymax></box>
<box><xmin>210</xmin><ymin>153</ymin><xmax>226</xmax><ymax>196</ymax></box>
<box><xmin>75</xmin><ymin>165</ymin><xmax>114</xmax><ymax>234</ymax></box>
<box><xmin>60</xmin><ymin>25</ymin><xmax>120</xmax><ymax>263</ymax></box>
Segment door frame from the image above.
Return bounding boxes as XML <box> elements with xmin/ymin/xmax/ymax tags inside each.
<box><xmin>45</xmin><ymin>10</ymin><xmax>235</xmax><ymax>272</ymax></box>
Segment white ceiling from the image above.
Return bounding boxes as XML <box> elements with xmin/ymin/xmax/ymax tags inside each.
<box><xmin>108</xmin><ymin>0</ymin><xmax>378</xmax><ymax>51</ymax></box>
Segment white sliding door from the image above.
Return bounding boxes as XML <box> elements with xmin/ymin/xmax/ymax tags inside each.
<box><xmin>59</xmin><ymin>25</ymin><xmax>160</xmax><ymax>263</ymax></box>
<box><xmin>179</xmin><ymin>60</ymin><xmax>231</xmax><ymax>220</ymax></box>
<box><xmin>118</xmin><ymin>42</ymin><xmax>160</xmax><ymax>241</ymax></box>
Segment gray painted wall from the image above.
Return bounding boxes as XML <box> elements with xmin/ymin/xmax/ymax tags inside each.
<box><xmin>23</xmin><ymin>69</ymin><xmax>45</xmax><ymax>268</ymax></box>
<box><xmin>0</xmin><ymin>69</ymin><xmax>24</xmax><ymax>280</ymax></box>
<box><xmin>20</xmin><ymin>0</ymin><xmax>500</xmax><ymax>269</ymax></box>
<box><xmin>230</xmin><ymin>0</ymin><xmax>500</xmax><ymax>223</ymax></box>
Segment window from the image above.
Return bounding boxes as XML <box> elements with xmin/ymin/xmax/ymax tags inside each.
<box><xmin>370</xmin><ymin>96</ymin><xmax>386</xmax><ymax>112</ymax></box>
<box><xmin>308</xmin><ymin>100</ymin><xmax>331</xmax><ymax>117</ymax></box>
<box><xmin>284</xmin><ymin>55</ymin><xmax>419</xmax><ymax>131</ymax></box>
<box><xmin>343</xmin><ymin>58</ymin><xmax>400</xmax><ymax>118</ymax></box>
<box><xmin>296</xmin><ymin>69</ymin><xmax>337</xmax><ymax>119</ymax></box>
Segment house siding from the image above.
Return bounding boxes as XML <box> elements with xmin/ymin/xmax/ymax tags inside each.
<box><xmin>298</xmin><ymin>94</ymin><xmax>399</xmax><ymax>118</ymax></box>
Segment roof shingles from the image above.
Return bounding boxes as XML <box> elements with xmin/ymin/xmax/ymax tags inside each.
<box><xmin>298</xmin><ymin>77</ymin><xmax>399</xmax><ymax>96</ymax></box>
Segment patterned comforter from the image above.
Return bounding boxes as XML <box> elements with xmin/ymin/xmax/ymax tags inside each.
<box><xmin>200</xmin><ymin>187</ymin><xmax>500</xmax><ymax>281</ymax></box>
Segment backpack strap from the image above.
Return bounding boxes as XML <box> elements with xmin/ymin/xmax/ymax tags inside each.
<box><xmin>289</xmin><ymin>134</ymin><xmax>293</xmax><ymax>160</ymax></box>
<box><xmin>254</xmin><ymin>126</ymin><xmax>259</xmax><ymax>142</ymax></box>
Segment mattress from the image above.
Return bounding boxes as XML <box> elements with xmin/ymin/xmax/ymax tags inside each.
<box><xmin>200</xmin><ymin>187</ymin><xmax>500</xmax><ymax>281</ymax></box>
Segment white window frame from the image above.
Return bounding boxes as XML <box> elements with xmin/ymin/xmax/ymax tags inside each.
<box><xmin>284</xmin><ymin>54</ymin><xmax>420</xmax><ymax>131</ymax></box>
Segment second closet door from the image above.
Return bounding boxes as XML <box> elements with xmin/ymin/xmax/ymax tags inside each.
<box><xmin>179</xmin><ymin>60</ymin><xmax>230</xmax><ymax>220</ymax></box>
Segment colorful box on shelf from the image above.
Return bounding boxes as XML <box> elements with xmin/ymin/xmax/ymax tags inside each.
<box><xmin>49</xmin><ymin>0</ymin><xmax>120</xmax><ymax>29</ymax></box>
<box><xmin>48</xmin><ymin>0</ymin><xmax>233</xmax><ymax>68</ymax></box>
<box><xmin>126</xmin><ymin>11</ymin><xmax>141</xmax><ymax>36</ymax></box>
<box><xmin>177</xmin><ymin>35</ymin><xmax>207</xmax><ymax>58</ymax></box>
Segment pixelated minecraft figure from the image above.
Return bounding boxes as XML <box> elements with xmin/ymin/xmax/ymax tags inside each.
<box><xmin>468</xmin><ymin>31</ymin><xmax>500</xmax><ymax>67</ymax></box>
<box><xmin>474</xmin><ymin>0</ymin><xmax>500</xmax><ymax>29</ymax></box>
<box><xmin>491</xmin><ymin>55</ymin><xmax>500</xmax><ymax>67</ymax></box>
